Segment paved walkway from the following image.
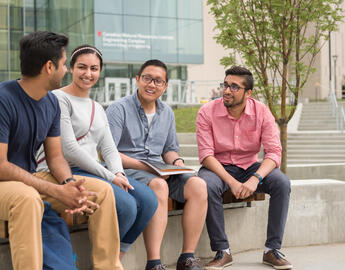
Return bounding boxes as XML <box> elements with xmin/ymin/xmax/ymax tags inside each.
<box><xmin>167</xmin><ymin>243</ymin><xmax>345</xmax><ymax>270</ymax></box>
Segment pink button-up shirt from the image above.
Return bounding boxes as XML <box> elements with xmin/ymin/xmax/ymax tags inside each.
<box><xmin>196</xmin><ymin>97</ymin><xmax>281</xmax><ymax>169</ymax></box>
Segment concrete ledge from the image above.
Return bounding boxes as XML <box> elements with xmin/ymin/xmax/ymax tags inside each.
<box><xmin>287</xmin><ymin>103</ymin><xmax>303</xmax><ymax>133</ymax></box>
<box><xmin>1</xmin><ymin>179</ymin><xmax>345</xmax><ymax>270</ymax></box>
<box><xmin>287</xmin><ymin>163</ymin><xmax>345</xmax><ymax>180</ymax></box>
<box><xmin>123</xmin><ymin>179</ymin><xmax>345</xmax><ymax>269</ymax></box>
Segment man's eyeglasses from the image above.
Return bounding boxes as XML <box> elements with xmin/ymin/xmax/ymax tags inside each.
<box><xmin>220</xmin><ymin>82</ymin><xmax>246</xmax><ymax>92</ymax></box>
<box><xmin>141</xmin><ymin>74</ymin><xmax>166</xmax><ymax>87</ymax></box>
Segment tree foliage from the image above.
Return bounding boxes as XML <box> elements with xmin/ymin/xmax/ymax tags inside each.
<box><xmin>208</xmin><ymin>0</ymin><xmax>344</xmax><ymax>172</ymax></box>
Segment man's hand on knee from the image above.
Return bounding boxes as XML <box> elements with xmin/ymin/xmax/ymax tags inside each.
<box><xmin>57</xmin><ymin>178</ymin><xmax>99</xmax><ymax>214</ymax></box>
<box><xmin>229</xmin><ymin>180</ymin><xmax>243</xmax><ymax>199</ymax></box>
<box><xmin>240</xmin><ymin>177</ymin><xmax>259</xmax><ymax>199</ymax></box>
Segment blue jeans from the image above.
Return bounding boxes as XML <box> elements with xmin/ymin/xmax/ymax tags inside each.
<box><xmin>71</xmin><ymin>167</ymin><xmax>158</xmax><ymax>252</ymax></box>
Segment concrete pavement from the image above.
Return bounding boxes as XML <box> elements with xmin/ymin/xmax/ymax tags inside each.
<box><xmin>167</xmin><ymin>243</ymin><xmax>345</xmax><ymax>270</ymax></box>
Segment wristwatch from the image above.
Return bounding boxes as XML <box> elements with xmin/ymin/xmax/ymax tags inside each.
<box><xmin>172</xmin><ymin>157</ymin><xmax>185</xmax><ymax>166</ymax></box>
<box><xmin>62</xmin><ymin>177</ymin><xmax>76</xmax><ymax>185</ymax></box>
<box><xmin>252</xmin><ymin>172</ymin><xmax>263</xmax><ymax>185</ymax></box>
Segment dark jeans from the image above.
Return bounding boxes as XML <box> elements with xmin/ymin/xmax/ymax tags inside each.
<box><xmin>198</xmin><ymin>162</ymin><xmax>291</xmax><ymax>251</ymax></box>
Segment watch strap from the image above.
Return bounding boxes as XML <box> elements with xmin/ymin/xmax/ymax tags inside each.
<box><xmin>62</xmin><ymin>177</ymin><xmax>76</xmax><ymax>185</ymax></box>
<box><xmin>252</xmin><ymin>172</ymin><xmax>263</xmax><ymax>185</ymax></box>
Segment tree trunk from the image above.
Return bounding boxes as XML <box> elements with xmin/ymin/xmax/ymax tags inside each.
<box><xmin>279</xmin><ymin>122</ymin><xmax>288</xmax><ymax>173</ymax></box>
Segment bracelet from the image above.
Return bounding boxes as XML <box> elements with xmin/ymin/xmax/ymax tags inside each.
<box><xmin>62</xmin><ymin>177</ymin><xmax>76</xmax><ymax>185</ymax></box>
<box><xmin>172</xmin><ymin>157</ymin><xmax>184</xmax><ymax>166</ymax></box>
<box><xmin>252</xmin><ymin>172</ymin><xmax>263</xmax><ymax>185</ymax></box>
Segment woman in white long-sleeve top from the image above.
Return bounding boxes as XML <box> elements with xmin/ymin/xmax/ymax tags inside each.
<box><xmin>37</xmin><ymin>45</ymin><xmax>157</xmax><ymax>259</ymax></box>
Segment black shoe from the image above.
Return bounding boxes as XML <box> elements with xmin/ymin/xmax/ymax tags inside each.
<box><xmin>176</xmin><ymin>257</ymin><xmax>203</xmax><ymax>270</ymax></box>
<box><xmin>149</xmin><ymin>264</ymin><xmax>167</xmax><ymax>270</ymax></box>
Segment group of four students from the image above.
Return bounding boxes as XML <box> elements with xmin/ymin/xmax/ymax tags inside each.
<box><xmin>0</xmin><ymin>31</ymin><xmax>292</xmax><ymax>270</ymax></box>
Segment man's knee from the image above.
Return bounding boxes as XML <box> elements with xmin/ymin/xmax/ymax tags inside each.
<box><xmin>85</xmin><ymin>178</ymin><xmax>114</xmax><ymax>204</ymax></box>
<box><xmin>269</xmin><ymin>169</ymin><xmax>291</xmax><ymax>194</ymax></box>
<box><xmin>149</xmin><ymin>178</ymin><xmax>169</xmax><ymax>201</ymax></box>
<box><xmin>198</xmin><ymin>169</ymin><xmax>224</xmax><ymax>197</ymax></box>
<box><xmin>10</xmin><ymin>184</ymin><xmax>44</xmax><ymax>218</ymax></box>
<box><xmin>185</xmin><ymin>176</ymin><xmax>207</xmax><ymax>201</ymax></box>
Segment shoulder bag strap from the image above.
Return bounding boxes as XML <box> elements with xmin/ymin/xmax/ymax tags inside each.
<box><xmin>37</xmin><ymin>100</ymin><xmax>95</xmax><ymax>165</ymax></box>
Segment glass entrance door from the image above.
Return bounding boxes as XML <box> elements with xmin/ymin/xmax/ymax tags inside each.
<box><xmin>104</xmin><ymin>78</ymin><xmax>131</xmax><ymax>105</ymax></box>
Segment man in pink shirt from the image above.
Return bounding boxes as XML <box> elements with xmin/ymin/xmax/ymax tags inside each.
<box><xmin>196</xmin><ymin>66</ymin><xmax>292</xmax><ymax>270</ymax></box>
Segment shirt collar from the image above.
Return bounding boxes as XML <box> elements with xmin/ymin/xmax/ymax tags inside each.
<box><xmin>132</xmin><ymin>90</ymin><xmax>164</xmax><ymax>114</ymax></box>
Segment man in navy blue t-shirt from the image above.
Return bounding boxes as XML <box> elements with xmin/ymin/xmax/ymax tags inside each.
<box><xmin>0</xmin><ymin>31</ymin><xmax>122</xmax><ymax>270</ymax></box>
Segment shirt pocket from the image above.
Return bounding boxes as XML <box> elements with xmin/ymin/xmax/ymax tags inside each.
<box><xmin>241</xmin><ymin>130</ymin><xmax>261</xmax><ymax>151</ymax></box>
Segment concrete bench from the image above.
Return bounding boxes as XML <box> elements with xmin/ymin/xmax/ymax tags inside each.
<box><xmin>0</xmin><ymin>190</ymin><xmax>265</xmax><ymax>269</ymax></box>
<box><xmin>0</xmin><ymin>190</ymin><xmax>265</xmax><ymax>240</ymax></box>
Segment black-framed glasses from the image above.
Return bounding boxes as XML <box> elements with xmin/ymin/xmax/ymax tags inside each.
<box><xmin>220</xmin><ymin>82</ymin><xmax>245</xmax><ymax>92</ymax></box>
<box><xmin>141</xmin><ymin>74</ymin><xmax>166</xmax><ymax>87</ymax></box>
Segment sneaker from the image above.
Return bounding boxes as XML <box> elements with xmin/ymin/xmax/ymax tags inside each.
<box><xmin>149</xmin><ymin>264</ymin><xmax>167</xmax><ymax>270</ymax></box>
<box><xmin>176</xmin><ymin>257</ymin><xmax>202</xmax><ymax>270</ymax></box>
<box><xmin>204</xmin><ymin>251</ymin><xmax>233</xmax><ymax>270</ymax></box>
<box><xmin>263</xmin><ymin>250</ymin><xmax>293</xmax><ymax>269</ymax></box>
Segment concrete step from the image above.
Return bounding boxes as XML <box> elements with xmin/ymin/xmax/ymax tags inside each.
<box><xmin>299</xmin><ymin>118</ymin><xmax>336</xmax><ymax>122</ymax></box>
<box><xmin>298</xmin><ymin>125</ymin><xmax>338</xmax><ymax>129</ymax></box>
<box><xmin>287</xmin><ymin>145</ymin><xmax>345</xmax><ymax>149</ymax></box>
<box><xmin>179</xmin><ymin>145</ymin><xmax>198</xmax><ymax>157</ymax></box>
<box><xmin>177</xmin><ymin>133</ymin><xmax>197</xmax><ymax>144</ymax></box>
<box><xmin>287</xmin><ymin>148</ymin><xmax>345</xmax><ymax>152</ymax></box>
<box><xmin>287</xmin><ymin>132</ymin><xmax>345</xmax><ymax>137</ymax></box>
<box><xmin>299</xmin><ymin>120</ymin><xmax>336</xmax><ymax>124</ymax></box>
<box><xmin>287</xmin><ymin>159</ymin><xmax>345</xmax><ymax>164</ymax></box>
<box><xmin>184</xmin><ymin>157</ymin><xmax>200</xmax><ymax>166</ymax></box>
<box><xmin>287</xmin><ymin>152</ymin><xmax>345</xmax><ymax>157</ymax></box>
<box><xmin>287</xmin><ymin>134</ymin><xmax>345</xmax><ymax>138</ymax></box>
<box><xmin>298</xmin><ymin>126</ymin><xmax>337</xmax><ymax>131</ymax></box>
<box><xmin>287</xmin><ymin>141</ymin><xmax>345</xmax><ymax>145</ymax></box>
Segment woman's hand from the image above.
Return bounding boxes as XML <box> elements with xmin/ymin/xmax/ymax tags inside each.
<box><xmin>112</xmin><ymin>172</ymin><xmax>134</xmax><ymax>192</ymax></box>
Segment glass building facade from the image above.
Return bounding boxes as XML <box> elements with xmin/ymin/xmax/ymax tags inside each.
<box><xmin>0</xmin><ymin>0</ymin><xmax>203</xmax><ymax>93</ymax></box>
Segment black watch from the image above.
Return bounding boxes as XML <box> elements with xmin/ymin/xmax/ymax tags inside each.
<box><xmin>172</xmin><ymin>157</ymin><xmax>184</xmax><ymax>166</ymax></box>
<box><xmin>62</xmin><ymin>177</ymin><xmax>76</xmax><ymax>185</ymax></box>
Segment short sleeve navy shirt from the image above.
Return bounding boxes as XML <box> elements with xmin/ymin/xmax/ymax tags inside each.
<box><xmin>0</xmin><ymin>80</ymin><xmax>61</xmax><ymax>173</ymax></box>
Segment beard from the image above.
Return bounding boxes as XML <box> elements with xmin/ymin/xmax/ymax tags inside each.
<box><xmin>48</xmin><ymin>74</ymin><xmax>63</xmax><ymax>91</ymax></box>
<box><xmin>223</xmin><ymin>92</ymin><xmax>246</xmax><ymax>108</ymax></box>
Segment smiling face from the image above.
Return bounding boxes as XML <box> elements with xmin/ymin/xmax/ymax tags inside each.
<box><xmin>70</xmin><ymin>53</ymin><xmax>101</xmax><ymax>92</ymax></box>
<box><xmin>136</xmin><ymin>65</ymin><xmax>168</xmax><ymax>105</ymax></box>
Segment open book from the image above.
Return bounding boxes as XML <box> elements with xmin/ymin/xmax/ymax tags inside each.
<box><xmin>140</xmin><ymin>160</ymin><xmax>195</xmax><ymax>176</ymax></box>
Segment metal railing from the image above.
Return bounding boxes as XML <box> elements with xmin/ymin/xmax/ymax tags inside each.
<box><xmin>328</xmin><ymin>87</ymin><xmax>345</xmax><ymax>131</ymax></box>
<box><xmin>88</xmin><ymin>79</ymin><xmax>225</xmax><ymax>107</ymax></box>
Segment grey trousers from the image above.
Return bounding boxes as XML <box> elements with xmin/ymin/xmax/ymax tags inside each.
<box><xmin>198</xmin><ymin>162</ymin><xmax>291</xmax><ymax>251</ymax></box>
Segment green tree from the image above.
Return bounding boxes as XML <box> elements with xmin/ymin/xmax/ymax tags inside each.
<box><xmin>208</xmin><ymin>0</ymin><xmax>344</xmax><ymax>172</ymax></box>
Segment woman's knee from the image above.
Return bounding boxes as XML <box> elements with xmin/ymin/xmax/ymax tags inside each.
<box><xmin>130</xmin><ymin>182</ymin><xmax>158</xmax><ymax>216</ymax></box>
<box><xmin>115</xmin><ymin>189</ymin><xmax>137</xmax><ymax>222</ymax></box>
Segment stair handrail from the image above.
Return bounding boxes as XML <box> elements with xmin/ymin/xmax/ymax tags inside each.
<box><xmin>329</xmin><ymin>87</ymin><xmax>338</xmax><ymax>117</ymax></box>
<box><xmin>339</xmin><ymin>106</ymin><xmax>345</xmax><ymax>132</ymax></box>
<box><xmin>328</xmin><ymin>86</ymin><xmax>345</xmax><ymax>131</ymax></box>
